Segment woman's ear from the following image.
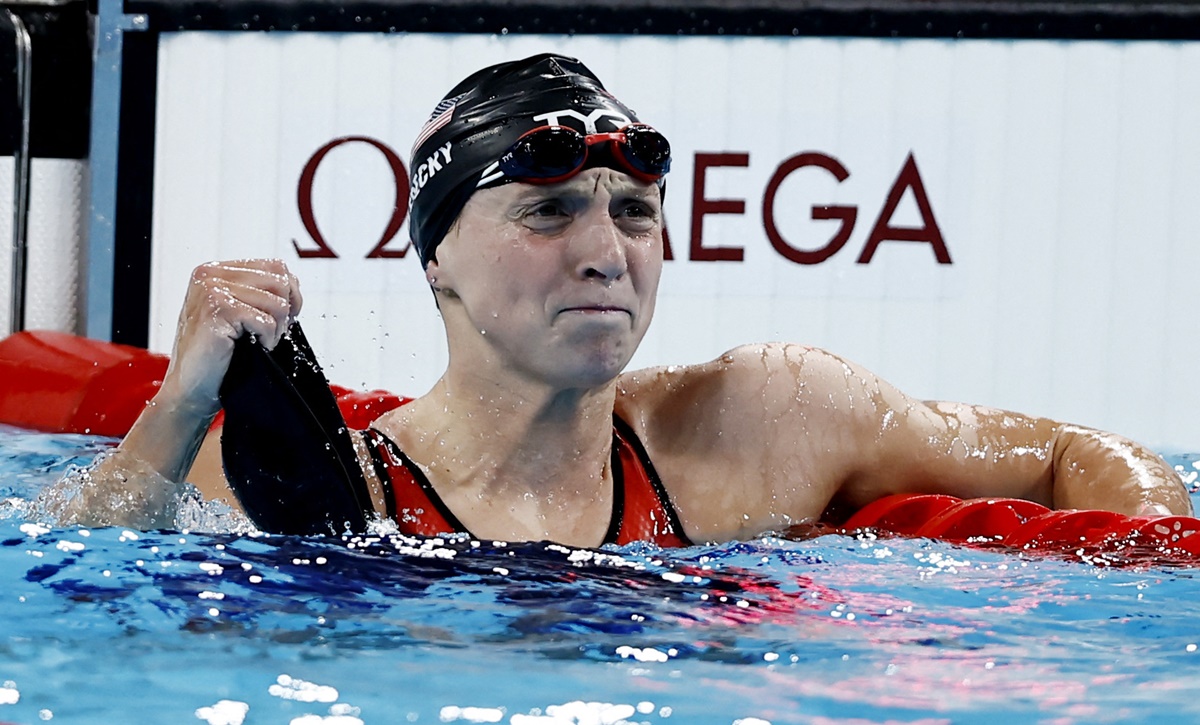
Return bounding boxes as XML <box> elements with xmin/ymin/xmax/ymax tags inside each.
<box><xmin>425</xmin><ymin>258</ymin><xmax>457</xmax><ymax>298</ymax></box>
<box><xmin>425</xmin><ymin>259</ymin><xmax>442</xmax><ymax>290</ymax></box>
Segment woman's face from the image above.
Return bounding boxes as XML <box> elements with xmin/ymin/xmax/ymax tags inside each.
<box><xmin>427</xmin><ymin>167</ymin><xmax>664</xmax><ymax>390</ymax></box>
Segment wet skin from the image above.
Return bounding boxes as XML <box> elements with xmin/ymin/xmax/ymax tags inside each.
<box><xmin>370</xmin><ymin>169</ymin><xmax>666</xmax><ymax>544</ymax></box>
<box><xmin>46</xmin><ymin>170</ymin><xmax>1193</xmax><ymax>541</ymax></box>
<box><xmin>365</xmin><ymin>168</ymin><xmax>1191</xmax><ymax>544</ymax></box>
<box><xmin>426</xmin><ymin>168</ymin><xmax>663</xmax><ymax>392</ymax></box>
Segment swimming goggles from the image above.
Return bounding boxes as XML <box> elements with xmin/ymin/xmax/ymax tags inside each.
<box><xmin>479</xmin><ymin>124</ymin><xmax>672</xmax><ymax>187</ymax></box>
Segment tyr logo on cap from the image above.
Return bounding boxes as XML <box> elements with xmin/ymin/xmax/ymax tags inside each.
<box><xmin>532</xmin><ymin>108</ymin><xmax>632</xmax><ymax>134</ymax></box>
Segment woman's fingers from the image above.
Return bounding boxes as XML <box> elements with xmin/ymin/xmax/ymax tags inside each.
<box><xmin>287</xmin><ymin>270</ymin><xmax>304</xmax><ymax>319</ymax></box>
<box><xmin>213</xmin><ymin>280</ymin><xmax>293</xmax><ymax>349</ymax></box>
<box><xmin>165</xmin><ymin>259</ymin><xmax>304</xmax><ymax>408</ymax></box>
<box><xmin>187</xmin><ymin>260</ymin><xmax>300</xmax><ymax>347</ymax></box>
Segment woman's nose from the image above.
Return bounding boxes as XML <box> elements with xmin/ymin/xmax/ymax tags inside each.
<box><xmin>574</xmin><ymin>217</ymin><xmax>627</xmax><ymax>283</ymax></box>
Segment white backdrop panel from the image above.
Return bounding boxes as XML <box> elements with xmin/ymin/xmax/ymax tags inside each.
<box><xmin>150</xmin><ymin>32</ymin><xmax>1200</xmax><ymax>450</ymax></box>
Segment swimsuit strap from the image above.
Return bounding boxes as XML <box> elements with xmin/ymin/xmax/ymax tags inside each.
<box><xmin>365</xmin><ymin>428</ymin><xmax>469</xmax><ymax>537</ymax></box>
<box><xmin>365</xmin><ymin>420</ymin><xmax>692</xmax><ymax>547</ymax></box>
<box><xmin>608</xmin><ymin>415</ymin><xmax>693</xmax><ymax>547</ymax></box>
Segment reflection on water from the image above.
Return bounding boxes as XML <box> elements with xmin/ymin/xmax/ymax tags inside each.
<box><xmin>0</xmin><ymin>425</ymin><xmax>1199</xmax><ymax>724</ymax></box>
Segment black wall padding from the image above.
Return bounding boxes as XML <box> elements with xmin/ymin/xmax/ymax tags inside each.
<box><xmin>124</xmin><ymin>0</ymin><xmax>1200</xmax><ymax>39</ymax></box>
<box><xmin>0</xmin><ymin>1</ymin><xmax>90</xmax><ymax>160</ymax></box>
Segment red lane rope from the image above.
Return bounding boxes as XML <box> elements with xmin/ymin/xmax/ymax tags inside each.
<box><xmin>841</xmin><ymin>494</ymin><xmax>1200</xmax><ymax>565</ymax></box>
<box><xmin>0</xmin><ymin>331</ymin><xmax>170</xmax><ymax>437</ymax></box>
<box><xmin>0</xmin><ymin>331</ymin><xmax>409</xmax><ymax>436</ymax></box>
<box><xmin>2</xmin><ymin>331</ymin><xmax>1196</xmax><ymax>563</ymax></box>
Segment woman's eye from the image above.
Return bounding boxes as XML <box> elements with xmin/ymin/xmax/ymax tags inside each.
<box><xmin>528</xmin><ymin>201</ymin><xmax>567</xmax><ymax>218</ymax></box>
<box><xmin>616</xmin><ymin>202</ymin><xmax>659</xmax><ymax>230</ymax></box>
<box><xmin>518</xmin><ymin>200</ymin><xmax>571</xmax><ymax>232</ymax></box>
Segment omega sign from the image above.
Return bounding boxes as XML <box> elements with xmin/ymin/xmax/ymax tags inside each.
<box><xmin>293</xmin><ymin>136</ymin><xmax>951</xmax><ymax>265</ymax></box>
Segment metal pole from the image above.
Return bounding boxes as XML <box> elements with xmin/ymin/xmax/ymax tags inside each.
<box><xmin>85</xmin><ymin>0</ymin><xmax>146</xmax><ymax>341</ymax></box>
<box><xmin>6</xmin><ymin>8</ymin><xmax>31</xmax><ymax>335</ymax></box>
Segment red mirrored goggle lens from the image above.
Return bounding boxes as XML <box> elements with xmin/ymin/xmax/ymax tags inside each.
<box><xmin>497</xmin><ymin>124</ymin><xmax>671</xmax><ymax>184</ymax></box>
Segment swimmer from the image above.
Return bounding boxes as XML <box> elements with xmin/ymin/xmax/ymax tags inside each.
<box><xmin>46</xmin><ymin>53</ymin><xmax>1192</xmax><ymax>543</ymax></box>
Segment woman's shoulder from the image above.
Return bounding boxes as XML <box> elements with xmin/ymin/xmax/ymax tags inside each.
<box><xmin>616</xmin><ymin>342</ymin><xmax>836</xmax><ymax>407</ymax></box>
<box><xmin>614</xmin><ymin>342</ymin><xmax>869</xmax><ymax>467</ymax></box>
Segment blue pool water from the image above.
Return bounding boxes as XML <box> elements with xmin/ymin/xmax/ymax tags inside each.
<box><xmin>1</xmin><ymin>424</ymin><xmax>1200</xmax><ymax>724</ymax></box>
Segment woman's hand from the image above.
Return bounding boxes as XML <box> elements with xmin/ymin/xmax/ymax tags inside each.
<box><xmin>39</xmin><ymin>259</ymin><xmax>305</xmax><ymax>530</ymax></box>
<box><xmin>159</xmin><ymin>259</ymin><xmax>303</xmax><ymax>417</ymax></box>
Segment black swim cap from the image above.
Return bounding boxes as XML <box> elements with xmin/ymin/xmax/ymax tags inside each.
<box><xmin>408</xmin><ymin>53</ymin><xmax>655</xmax><ymax>268</ymax></box>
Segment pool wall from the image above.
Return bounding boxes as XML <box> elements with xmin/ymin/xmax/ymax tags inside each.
<box><xmin>5</xmin><ymin>0</ymin><xmax>1200</xmax><ymax>450</ymax></box>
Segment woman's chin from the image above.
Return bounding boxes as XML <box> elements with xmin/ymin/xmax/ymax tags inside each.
<box><xmin>540</xmin><ymin>350</ymin><xmax>633</xmax><ymax>390</ymax></box>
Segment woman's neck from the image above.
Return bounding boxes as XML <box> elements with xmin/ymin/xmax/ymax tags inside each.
<box><xmin>377</xmin><ymin>370</ymin><xmax>620</xmax><ymax>544</ymax></box>
<box><xmin>389</xmin><ymin>368</ymin><xmax>618</xmax><ymax>498</ymax></box>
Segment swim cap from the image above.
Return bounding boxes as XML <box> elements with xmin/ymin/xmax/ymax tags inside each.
<box><xmin>407</xmin><ymin>53</ymin><xmax>657</xmax><ymax>267</ymax></box>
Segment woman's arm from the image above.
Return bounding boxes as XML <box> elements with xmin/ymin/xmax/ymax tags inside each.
<box><xmin>631</xmin><ymin>343</ymin><xmax>1190</xmax><ymax>542</ymax></box>
<box><xmin>816</xmin><ymin>358</ymin><xmax>1191</xmax><ymax>517</ymax></box>
<box><xmin>36</xmin><ymin>259</ymin><xmax>302</xmax><ymax>528</ymax></box>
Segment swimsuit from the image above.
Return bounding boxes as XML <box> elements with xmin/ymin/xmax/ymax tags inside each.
<box><xmin>365</xmin><ymin>415</ymin><xmax>693</xmax><ymax>547</ymax></box>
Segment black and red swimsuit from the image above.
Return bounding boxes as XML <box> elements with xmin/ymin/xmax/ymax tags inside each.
<box><xmin>364</xmin><ymin>415</ymin><xmax>693</xmax><ymax>547</ymax></box>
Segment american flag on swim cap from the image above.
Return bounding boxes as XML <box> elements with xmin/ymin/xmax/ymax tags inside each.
<box><xmin>411</xmin><ymin>94</ymin><xmax>464</xmax><ymax>155</ymax></box>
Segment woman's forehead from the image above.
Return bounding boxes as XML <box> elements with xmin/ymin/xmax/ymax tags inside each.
<box><xmin>482</xmin><ymin>169</ymin><xmax>661</xmax><ymax>205</ymax></box>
